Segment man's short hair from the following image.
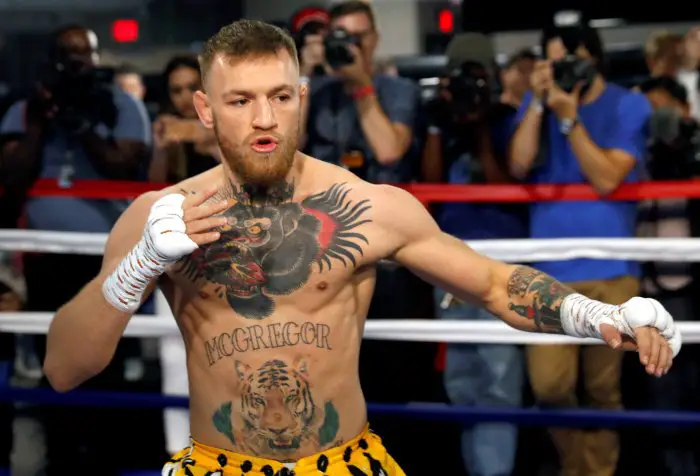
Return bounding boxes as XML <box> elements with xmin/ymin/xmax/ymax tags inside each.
<box><xmin>199</xmin><ymin>19</ymin><xmax>298</xmax><ymax>82</ymax></box>
<box><xmin>640</xmin><ymin>76</ymin><xmax>688</xmax><ymax>104</ymax></box>
<box><xmin>115</xmin><ymin>63</ymin><xmax>140</xmax><ymax>76</ymax></box>
<box><xmin>329</xmin><ymin>0</ymin><xmax>377</xmax><ymax>30</ymax></box>
<box><xmin>506</xmin><ymin>49</ymin><xmax>537</xmax><ymax>68</ymax></box>
<box><xmin>645</xmin><ymin>30</ymin><xmax>684</xmax><ymax>61</ymax></box>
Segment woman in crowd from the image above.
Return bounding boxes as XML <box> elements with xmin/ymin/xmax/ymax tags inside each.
<box><xmin>148</xmin><ymin>55</ymin><xmax>219</xmax><ymax>183</ymax></box>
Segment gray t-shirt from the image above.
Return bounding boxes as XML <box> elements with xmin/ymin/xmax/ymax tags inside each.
<box><xmin>304</xmin><ymin>74</ymin><xmax>421</xmax><ymax>183</ymax></box>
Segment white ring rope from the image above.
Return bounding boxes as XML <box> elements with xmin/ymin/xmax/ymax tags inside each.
<box><xmin>2</xmin><ymin>229</ymin><xmax>700</xmax><ymax>262</ymax></box>
<box><xmin>2</xmin><ymin>229</ymin><xmax>700</xmax><ymax>345</ymax></box>
<box><xmin>1</xmin><ymin>310</ymin><xmax>700</xmax><ymax>344</ymax></box>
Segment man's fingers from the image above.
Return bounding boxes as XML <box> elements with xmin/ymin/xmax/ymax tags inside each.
<box><xmin>656</xmin><ymin>341</ymin><xmax>671</xmax><ymax>377</ymax></box>
<box><xmin>182</xmin><ymin>187</ymin><xmax>219</xmax><ymax>209</ymax></box>
<box><xmin>183</xmin><ymin>199</ymin><xmax>232</xmax><ymax>222</ymax></box>
<box><xmin>635</xmin><ymin>327</ymin><xmax>652</xmax><ymax>367</ymax></box>
<box><xmin>599</xmin><ymin>323</ymin><xmax>622</xmax><ymax>350</ymax></box>
<box><xmin>186</xmin><ymin>216</ymin><xmax>228</xmax><ymax>235</ymax></box>
<box><xmin>646</xmin><ymin>331</ymin><xmax>661</xmax><ymax>375</ymax></box>
<box><xmin>189</xmin><ymin>231</ymin><xmax>221</xmax><ymax>246</ymax></box>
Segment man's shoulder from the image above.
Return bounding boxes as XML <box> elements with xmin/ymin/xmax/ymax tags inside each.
<box><xmin>602</xmin><ymin>83</ymin><xmax>651</xmax><ymax>111</ymax></box>
<box><xmin>112</xmin><ymin>88</ymin><xmax>148</xmax><ymax>114</ymax></box>
<box><xmin>375</xmin><ymin>74</ymin><xmax>419</xmax><ymax>95</ymax></box>
<box><xmin>0</xmin><ymin>99</ymin><xmax>26</xmax><ymax>123</ymax></box>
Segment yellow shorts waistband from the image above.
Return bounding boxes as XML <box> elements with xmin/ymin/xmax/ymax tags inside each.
<box><xmin>185</xmin><ymin>425</ymin><xmax>376</xmax><ymax>474</ymax></box>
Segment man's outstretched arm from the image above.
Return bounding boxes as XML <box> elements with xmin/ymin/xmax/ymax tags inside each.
<box><xmin>380</xmin><ymin>186</ymin><xmax>679</xmax><ymax>376</ymax></box>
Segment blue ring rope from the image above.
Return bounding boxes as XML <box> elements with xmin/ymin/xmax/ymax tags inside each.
<box><xmin>1</xmin><ymin>387</ymin><xmax>699</xmax><ymax>427</ymax></box>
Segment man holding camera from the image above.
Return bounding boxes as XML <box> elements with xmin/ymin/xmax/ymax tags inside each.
<box><xmin>509</xmin><ymin>21</ymin><xmax>651</xmax><ymax>476</ymax></box>
<box><xmin>0</xmin><ymin>24</ymin><xmax>151</xmax><ymax>475</ymax></box>
<box><xmin>424</xmin><ymin>34</ymin><xmax>528</xmax><ymax>476</ymax></box>
<box><xmin>302</xmin><ymin>0</ymin><xmax>420</xmax><ymax>183</ymax></box>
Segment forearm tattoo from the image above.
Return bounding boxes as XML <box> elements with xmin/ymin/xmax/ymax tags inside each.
<box><xmin>506</xmin><ymin>266</ymin><xmax>575</xmax><ymax>334</ymax></box>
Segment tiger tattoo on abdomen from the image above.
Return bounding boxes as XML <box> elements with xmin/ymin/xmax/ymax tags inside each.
<box><xmin>212</xmin><ymin>358</ymin><xmax>340</xmax><ymax>460</ymax></box>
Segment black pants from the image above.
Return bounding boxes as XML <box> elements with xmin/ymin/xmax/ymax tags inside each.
<box><xmin>23</xmin><ymin>253</ymin><xmax>165</xmax><ymax>475</ymax></box>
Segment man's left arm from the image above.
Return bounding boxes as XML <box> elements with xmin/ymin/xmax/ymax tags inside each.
<box><xmin>80</xmin><ymin>91</ymin><xmax>151</xmax><ymax>179</ymax></box>
<box><xmin>338</xmin><ymin>49</ymin><xmax>417</xmax><ymax>165</ymax></box>
<box><xmin>557</xmin><ymin>90</ymin><xmax>650</xmax><ymax>194</ymax></box>
<box><xmin>380</xmin><ymin>186</ymin><xmax>679</xmax><ymax>376</ymax></box>
<box><xmin>353</xmin><ymin>78</ymin><xmax>417</xmax><ymax>165</ymax></box>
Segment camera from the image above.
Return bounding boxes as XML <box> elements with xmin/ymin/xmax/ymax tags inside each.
<box><xmin>323</xmin><ymin>27</ymin><xmax>361</xmax><ymax>69</ymax></box>
<box><xmin>552</xmin><ymin>55</ymin><xmax>597</xmax><ymax>93</ymax></box>
<box><xmin>42</xmin><ymin>56</ymin><xmax>117</xmax><ymax>133</ymax></box>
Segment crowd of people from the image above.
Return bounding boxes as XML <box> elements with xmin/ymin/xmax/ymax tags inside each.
<box><xmin>0</xmin><ymin>2</ymin><xmax>699</xmax><ymax>475</ymax></box>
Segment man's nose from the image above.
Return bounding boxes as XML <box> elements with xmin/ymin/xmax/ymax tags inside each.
<box><xmin>252</xmin><ymin>100</ymin><xmax>278</xmax><ymax>130</ymax></box>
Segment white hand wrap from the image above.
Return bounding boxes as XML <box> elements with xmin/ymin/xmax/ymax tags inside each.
<box><xmin>560</xmin><ymin>294</ymin><xmax>682</xmax><ymax>357</ymax></box>
<box><xmin>102</xmin><ymin>194</ymin><xmax>198</xmax><ymax>313</ymax></box>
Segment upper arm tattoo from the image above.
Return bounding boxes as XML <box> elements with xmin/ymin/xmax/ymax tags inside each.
<box><xmin>178</xmin><ymin>182</ymin><xmax>372</xmax><ymax>320</ymax></box>
<box><xmin>506</xmin><ymin>266</ymin><xmax>575</xmax><ymax>334</ymax></box>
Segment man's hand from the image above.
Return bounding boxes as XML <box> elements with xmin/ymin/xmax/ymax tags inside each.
<box><xmin>300</xmin><ymin>34</ymin><xmax>327</xmax><ymax>77</ymax></box>
<box><xmin>25</xmin><ymin>84</ymin><xmax>57</xmax><ymax>128</ymax></box>
<box><xmin>546</xmin><ymin>82</ymin><xmax>581</xmax><ymax>120</ymax></box>
<box><xmin>149</xmin><ymin>189</ymin><xmax>230</xmax><ymax>261</ymax></box>
<box><xmin>334</xmin><ymin>45</ymin><xmax>372</xmax><ymax>87</ymax></box>
<box><xmin>530</xmin><ymin>60</ymin><xmax>552</xmax><ymax>100</ymax></box>
<box><xmin>596</xmin><ymin>297</ymin><xmax>680</xmax><ymax>377</ymax></box>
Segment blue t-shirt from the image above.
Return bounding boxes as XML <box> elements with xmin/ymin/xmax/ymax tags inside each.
<box><xmin>515</xmin><ymin>84</ymin><xmax>651</xmax><ymax>282</ymax></box>
<box><xmin>0</xmin><ymin>88</ymin><xmax>151</xmax><ymax>233</ymax></box>
<box><xmin>439</xmin><ymin>107</ymin><xmax>528</xmax><ymax>241</ymax></box>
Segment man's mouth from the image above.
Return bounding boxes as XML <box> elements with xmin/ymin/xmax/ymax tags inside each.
<box><xmin>251</xmin><ymin>136</ymin><xmax>278</xmax><ymax>153</ymax></box>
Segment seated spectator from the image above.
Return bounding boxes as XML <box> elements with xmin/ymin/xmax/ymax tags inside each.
<box><xmin>302</xmin><ymin>0</ymin><xmax>421</xmax><ymax>184</ymax></box>
<box><xmin>509</xmin><ymin>18</ymin><xmax>651</xmax><ymax>476</ymax></box>
<box><xmin>148</xmin><ymin>55</ymin><xmax>219</xmax><ymax>183</ymax></box>
<box><xmin>424</xmin><ymin>33</ymin><xmax>528</xmax><ymax>476</ymax></box>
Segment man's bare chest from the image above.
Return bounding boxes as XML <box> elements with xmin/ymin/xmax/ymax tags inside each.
<box><xmin>168</xmin><ymin>183</ymin><xmax>376</xmax><ymax>320</ymax></box>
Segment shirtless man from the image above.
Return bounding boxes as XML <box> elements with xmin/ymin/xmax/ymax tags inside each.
<box><xmin>44</xmin><ymin>20</ymin><xmax>681</xmax><ymax>476</ymax></box>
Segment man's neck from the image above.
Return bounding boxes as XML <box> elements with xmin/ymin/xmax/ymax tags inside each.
<box><xmin>220</xmin><ymin>154</ymin><xmax>305</xmax><ymax>207</ymax></box>
<box><xmin>225</xmin><ymin>180</ymin><xmax>296</xmax><ymax>208</ymax></box>
<box><xmin>580</xmin><ymin>75</ymin><xmax>606</xmax><ymax>105</ymax></box>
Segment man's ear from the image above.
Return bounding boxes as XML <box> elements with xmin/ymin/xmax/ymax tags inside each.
<box><xmin>194</xmin><ymin>90</ymin><xmax>214</xmax><ymax>129</ymax></box>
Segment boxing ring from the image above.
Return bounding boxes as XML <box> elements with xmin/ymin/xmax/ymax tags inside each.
<box><xmin>3</xmin><ymin>178</ymin><xmax>700</xmax><ymax>471</ymax></box>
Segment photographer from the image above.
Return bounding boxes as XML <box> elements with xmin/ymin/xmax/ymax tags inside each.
<box><xmin>303</xmin><ymin>0</ymin><xmax>420</xmax><ymax>183</ymax></box>
<box><xmin>292</xmin><ymin>6</ymin><xmax>330</xmax><ymax>81</ymax></box>
<box><xmin>425</xmin><ymin>34</ymin><xmax>527</xmax><ymax>476</ymax></box>
<box><xmin>638</xmin><ymin>76</ymin><xmax>700</xmax><ymax>476</ymax></box>
<box><xmin>509</xmin><ymin>15</ymin><xmax>651</xmax><ymax>476</ymax></box>
<box><xmin>0</xmin><ymin>24</ymin><xmax>151</xmax><ymax>475</ymax></box>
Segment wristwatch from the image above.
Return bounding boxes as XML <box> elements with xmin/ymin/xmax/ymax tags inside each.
<box><xmin>559</xmin><ymin>115</ymin><xmax>580</xmax><ymax>136</ymax></box>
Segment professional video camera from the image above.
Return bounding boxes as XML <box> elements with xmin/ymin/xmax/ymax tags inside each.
<box><xmin>323</xmin><ymin>27</ymin><xmax>361</xmax><ymax>69</ymax></box>
<box><xmin>425</xmin><ymin>61</ymin><xmax>492</xmax><ymax>132</ymax></box>
<box><xmin>41</xmin><ymin>56</ymin><xmax>117</xmax><ymax>134</ymax></box>
<box><xmin>552</xmin><ymin>55</ymin><xmax>597</xmax><ymax>93</ymax></box>
<box><xmin>445</xmin><ymin>62</ymin><xmax>491</xmax><ymax>117</ymax></box>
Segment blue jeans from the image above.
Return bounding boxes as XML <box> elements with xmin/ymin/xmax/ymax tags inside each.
<box><xmin>436</xmin><ymin>288</ymin><xmax>523</xmax><ymax>476</ymax></box>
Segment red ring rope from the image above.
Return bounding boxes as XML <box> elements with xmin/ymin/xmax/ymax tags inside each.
<box><xmin>8</xmin><ymin>178</ymin><xmax>700</xmax><ymax>202</ymax></box>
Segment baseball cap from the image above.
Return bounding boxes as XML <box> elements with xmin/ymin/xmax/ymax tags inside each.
<box><xmin>444</xmin><ymin>33</ymin><xmax>495</xmax><ymax>72</ymax></box>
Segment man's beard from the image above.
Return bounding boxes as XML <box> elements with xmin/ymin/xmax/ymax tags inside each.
<box><xmin>214</xmin><ymin>121</ymin><xmax>298</xmax><ymax>187</ymax></box>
